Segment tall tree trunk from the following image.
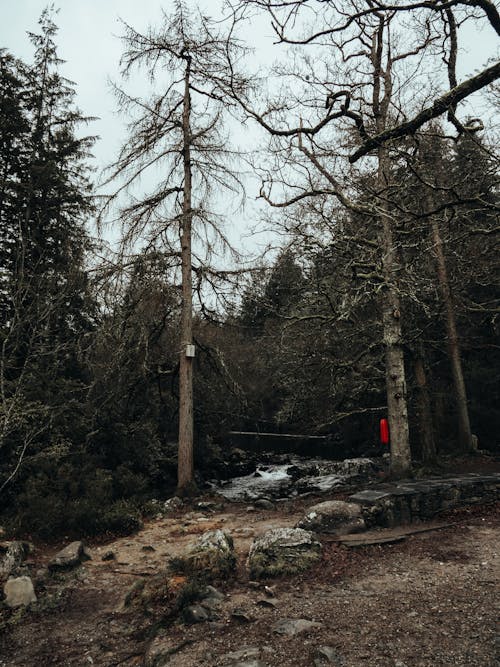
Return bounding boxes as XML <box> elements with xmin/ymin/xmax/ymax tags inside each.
<box><xmin>378</xmin><ymin>147</ymin><xmax>412</xmax><ymax>478</ymax></box>
<box><xmin>430</xmin><ymin>216</ymin><xmax>472</xmax><ymax>453</ymax></box>
<box><xmin>413</xmin><ymin>346</ymin><xmax>437</xmax><ymax>463</ymax></box>
<box><xmin>177</xmin><ymin>58</ymin><xmax>194</xmax><ymax>493</ymax></box>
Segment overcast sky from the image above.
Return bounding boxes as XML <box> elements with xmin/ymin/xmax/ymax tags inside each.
<box><xmin>0</xmin><ymin>0</ymin><xmax>280</xmax><ymax>253</ymax></box>
<box><xmin>1</xmin><ymin>1</ymin><xmax>498</xmax><ymax>254</ymax></box>
<box><xmin>1</xmin><ymin>1</ymin><xmax>276</xmax><ymax>171</ymax></box>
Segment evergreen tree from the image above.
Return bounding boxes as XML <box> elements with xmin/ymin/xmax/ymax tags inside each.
<box><xmin>0</xmin><ymin>9</ymin><xmax>96</xmax><ymax>496</ymax></box>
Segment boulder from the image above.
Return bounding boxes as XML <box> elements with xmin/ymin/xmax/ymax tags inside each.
<box><xmin>297</xmin><ymin>500</ymin><xmax>365</xmax><ymax>535</ymax></box>
<box><xmin>48</xmin><ymin>541</ymin><xmax>90</xmax><ymax>571</ymax></box>
<box><xmin>247</xmin><ymin>528</ymin><xmax>321</xmax><ymax>578</ymax></box>
<box><xmin>3</xmin><ymin>576</ymin><xmax>37</xmax><ymax>607</ymax></box>
<box><xmin>0</xmin><ymin>541</ymin><xmax>30</xmax><ymax>579</ymax></box>
<box><xmin>171</xmin><ymin>529</ymin><xmax>235</xmax><ymax>578</ymax></box>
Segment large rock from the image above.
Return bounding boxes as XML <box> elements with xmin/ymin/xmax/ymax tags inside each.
<box><xmin>171</xmin><ymin>529</ymin><xmax>235</xmax><ymax>578</ymax></box>
<box><xmin>48</xmin><ymin>541</ymin><xmax>90</xmax><ymax>571</ymax></box>
<box><xmin>0</xmin><ymin>541</ymin><xmax>30</xmax><ymax>579</ymax></box>
<box><xmin>297</xmin><ymin>500</ymin><xmax>365</xmax><ymax>535</ymax></box>
<box><xmin>3</xmin><ymin>576</ymin><xmax>37</xmax><ymax>607</ymax></box>
<box><xmin>247</xmin><ymin>528</ymin><xmax>321</xmax><ymax>578</ymax></box>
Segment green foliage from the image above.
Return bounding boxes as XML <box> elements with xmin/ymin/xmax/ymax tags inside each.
<box><xmin>0</xmin><ymin>9</ymin><xmax>97</xmax><ymax>511</ymax></box>
<box><xmin>6</xmin><ymin>458</ymin><xmax>142</xmax><ymax>539</ymax></box>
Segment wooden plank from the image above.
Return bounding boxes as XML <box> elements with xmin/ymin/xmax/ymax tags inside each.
<box><xmin>333</xmin><ymin>522</ymin><xmax>457</xmax><ymax>547</ymax></box>
<box><xmin>338</xmin><ymin>535</ymin><xmax>406</xmax><ymax>547</ymax></box>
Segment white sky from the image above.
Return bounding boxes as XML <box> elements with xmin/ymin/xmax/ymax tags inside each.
<box><xmin>1</xmin><ymin>1</ymin><xmax>498</xmax><ymax>257</ymax></box>
<box><xmin>1</xmin><ymin>1</ymin><xmax>278</xmax><ymax>175</ymax></box>
<box><xmin>0</xmin><ymin>0</ymin><xmax>280</xmax><ymax>255</ymax></box>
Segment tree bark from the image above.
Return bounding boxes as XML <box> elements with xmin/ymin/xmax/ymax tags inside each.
<box><xmin>413</xmin><ymin>347</ymin><xmax>437</xmax><ymax>463</ymax></box>
<box><xmin>177</xmin><ymin>57</ymin><xmax>195</xmax><ymax>493</ymax></box>
<box><xmin>378</xmin><ymin>147</ymin><xmax>412</xmax><ymax>478</ymax></box>
<box><xmin>430</xmin><ymin>216</ymin><xmax>472</xmax><ymax>453</ymax></box>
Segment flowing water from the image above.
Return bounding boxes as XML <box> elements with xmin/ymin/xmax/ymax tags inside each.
<box><xmin>214</xmin><ymin>456</ymin><xmax>379</xmax><ymax>502</ymax></box>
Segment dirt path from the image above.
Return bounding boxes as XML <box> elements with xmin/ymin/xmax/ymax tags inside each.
<box><xmin>0</xmin><ymin>499</ymin><xmax>498</xmax><ymax>667</ymax></box>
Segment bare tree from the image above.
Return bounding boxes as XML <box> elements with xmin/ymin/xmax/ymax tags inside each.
<box><xmin>226</xmin><ymin>0</ymin><xmax>497</xmax><ymax>474</ymax></box>
<box><xmin>104</xmin><ymin>1</ymin><xmax>247</xmax><ymax>493</ymax></box>
<box><xmin>234</xmin><ymin>0</ymin><xmax>499</xmax><ymax>160</ymax></box>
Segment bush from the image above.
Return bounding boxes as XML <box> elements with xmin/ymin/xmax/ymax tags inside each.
<box><xmin>4</xmin><ymin>461</ymin><xmax>142</xmax><ymax>539</ymax></box>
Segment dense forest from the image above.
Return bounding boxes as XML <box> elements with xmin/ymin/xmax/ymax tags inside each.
<box><xmin>0</xmin><ymin>1</ymin><xmax>498</xmax><ymax>538</ymax></box>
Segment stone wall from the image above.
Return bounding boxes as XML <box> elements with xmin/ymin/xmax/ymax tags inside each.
<box><xmin>349</xmin><ymin>473</ymin><xmax>500</xmax><ymax>528</ymax></box>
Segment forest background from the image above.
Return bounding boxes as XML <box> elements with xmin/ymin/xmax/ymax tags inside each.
<box><xmin>0</xmin><ymin>0</ymin><xmax>498</xmax><ymax>538</ymax></box>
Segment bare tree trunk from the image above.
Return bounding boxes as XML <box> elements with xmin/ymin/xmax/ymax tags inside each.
<box><xmin>413</xmin><ymin>346</ymin><xmax>437</xmax><ymax>463</ymax></box>
<box><xmin>378</xmin><ymin>147</ymin><xmax>412</xmax><ymax>478</ymax></box>
<box><xmin>177</xmin><ymin>58</ymin><xmax>195</xmax><ymax>493</ymax></box>
<box><xmin>430</xmin><ymin>217</ymin><xmax>472</xmax><ymax>453</ymax></box>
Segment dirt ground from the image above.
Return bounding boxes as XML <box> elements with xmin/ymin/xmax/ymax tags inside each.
<box><xmin>0</xmin><ymin>465</ymin><xmax>499</xmax><ymax>667</ymax></box>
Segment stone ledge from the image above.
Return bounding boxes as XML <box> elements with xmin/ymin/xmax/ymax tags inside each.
<box><xmin>349</xmin><ymin>472</ymin><xmax>500</xmax><ymax>528</ymax></box>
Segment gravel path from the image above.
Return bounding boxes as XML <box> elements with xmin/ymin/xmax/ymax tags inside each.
<box><xmin>1</xmin><ymin>500</ymin><xmax>498</xmax><ymax>667</ymax></box>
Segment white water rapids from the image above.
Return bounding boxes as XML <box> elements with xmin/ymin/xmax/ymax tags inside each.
<box><xmin>215</xmin><ymin>457</ymin><xmax>377</xmax><ymax>502</ymax></box>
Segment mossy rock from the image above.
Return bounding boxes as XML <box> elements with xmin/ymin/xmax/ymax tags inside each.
<box><xmin>247</xmin><ymin>527</ymin><xmax>321</xmax><ymax>578</ymax></box>
<box><xmin>296</xmin><ymin>500</ymin><xmax>365</xmax><ymax>535</ymax></box>
<box><xmin>170</xmin><ymin>529</ymin><xmax>235</xmax><ymax>579</ymax></box>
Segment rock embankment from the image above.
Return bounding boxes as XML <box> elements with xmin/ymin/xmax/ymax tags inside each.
<box><xmin>348</xmin><ymin>472</ymin><xmax>500</xmax><ymax>527</ymax></box>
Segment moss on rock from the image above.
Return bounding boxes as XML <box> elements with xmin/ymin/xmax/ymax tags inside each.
<box><xmin>170</xmin><ymin>529</ymin><xmax>235</xmax><ymax>579</ymax></box>
<box><xmin>247</xmin><ymin>527</ymin><xmax>321</xmax><ymax>578</ymax></box>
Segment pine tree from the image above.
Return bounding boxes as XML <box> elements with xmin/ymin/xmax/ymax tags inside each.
<box><xmin>0</xmin><ymin>9</ymin><xmax>96</xmax><ymax>493</ymax></box>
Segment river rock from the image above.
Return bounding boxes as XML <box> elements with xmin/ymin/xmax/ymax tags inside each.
<box><xmin>3</xmin><ymin>576</ymin><xmax>37</xmax><ymax>607</ymax></box>
<box><xmin>48</xmin><ymin>541</ymin><xmax>90</xmax><ymax>571</ymax></box>
<box><xmin>297</xmin><ymin>500</ymin><xmax>365</xmax><ymax>535</ymax></box>
<box><xmin>171</xmin><ymin>529</ymin><xmax>235</xmax><ymax>578</ymax></box>
<box><xmin>272</xmin><ymin>618</ymin><xmax>322</xmax><ymax>636</ymax></box>
<box><xmin>247</xmin><ymin>528</ymin><xmax>321</xmax><ymax>578</ymax></box>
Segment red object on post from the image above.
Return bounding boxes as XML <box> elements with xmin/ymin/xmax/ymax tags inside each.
<box><xmin>380</xmin><ymin>418</ymin><xmax>390</xmax><ymax>445</ymax></box>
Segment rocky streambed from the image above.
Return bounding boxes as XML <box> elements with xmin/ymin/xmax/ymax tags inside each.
<box><xmin>211</xmin><ymin>455</ymin><xmax>382</xmax><ymax>502</ymax></box>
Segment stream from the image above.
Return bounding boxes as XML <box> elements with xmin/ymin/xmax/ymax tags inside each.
<box><xmin>213</xmin><ymin>456</ymin><xmax>381</xmax><ymax>502</ymax></box>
